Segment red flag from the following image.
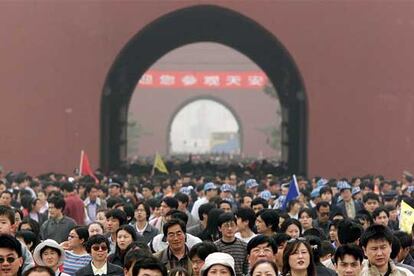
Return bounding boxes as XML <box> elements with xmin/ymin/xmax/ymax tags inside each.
<box><xmin>79</xmin><ymin>150</ymin><xmax>98</xmax><ymax>183</ymax></box>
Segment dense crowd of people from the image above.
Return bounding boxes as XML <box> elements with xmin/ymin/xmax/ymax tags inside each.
<box><xmin>1</xmin><ymin>162</ymin><xmax>414</xmax><ymax>276</ymax></box>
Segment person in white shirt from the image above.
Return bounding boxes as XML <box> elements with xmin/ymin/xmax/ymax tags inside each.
<box><xmin>190</xmin><ymin>182</ymin><xmax>218</xmax><ymax>222</ymax></box>
<box><xmin>149</xmin><ymin>210</ymin><xmax>201</xmax><ymax>253</ymax></box>
<box><xmin>235</xmin><ymin>207</ymin><xmax>257</xmax><ymax>244</ymax></box>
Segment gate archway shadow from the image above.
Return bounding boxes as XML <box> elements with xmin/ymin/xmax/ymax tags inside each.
<box><xmin>101</xmin><ymin>4</ymin><xmax>308</xmax><ymax>175</ymax></box>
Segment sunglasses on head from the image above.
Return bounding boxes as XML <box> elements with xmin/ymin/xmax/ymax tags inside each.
<box><xmin>287</xmin><ymin>237</ymin><xmax>307</xmax><ymax>244</ymax></box>
<box><xmin>0</xmin><ymin>256</ymin><xmax>17</xmax><ymax>264</ymax></box>
<box><xmin>91</xmin><ymin>244</ymin><xmax>108</xmax><ymax>251</ymax></box>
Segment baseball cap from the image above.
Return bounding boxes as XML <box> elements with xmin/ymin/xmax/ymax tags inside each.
<box><xmin>108</xmin><ymin>182</ymin><xmax>121</xmax><ymax>188</ymax></box>
<box><xmin>259</xmin><ymin>190</ymin><xmax>272</xmax><ymax>201</ymax></box>
<box><xmin>337</xmin><ymin>181</ymin><xmax>351</xmax><ymax>191</ymax></box>
<box><xmin>246</xmin><ymin>179</ymin><xmax>259</xmax><ymax>189</ymax></box>
<box><xmin>220</xmin><ymin>184</ymin><xmax>233</xmax><ymax>193</ymax></box>
<box><xmin>204</xmin><ymin>182</ymin><xmax>217</xmax><ymax>192</ymax></box>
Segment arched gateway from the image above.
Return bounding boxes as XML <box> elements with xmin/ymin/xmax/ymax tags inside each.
<box><xmin>101</xmin><ymin>5</ymin><xmax>308</xmax><ymax>175</ymax></box>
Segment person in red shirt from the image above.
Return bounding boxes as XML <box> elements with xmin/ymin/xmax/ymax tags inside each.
<box><xmin>62</xmin><ymin>182</ymin><xmax>85</xmax><ymax>225</ymax></box>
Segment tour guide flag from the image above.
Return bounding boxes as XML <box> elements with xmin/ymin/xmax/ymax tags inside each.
<box><xmin>153</xmin><ymin>153</ymin><xmax>169</xmax><ymax>174</ymax></box>
<box><xmin>79</xmin><ymin>150</ymin><xmax>99</xmax><ymax>183</ymax></box>
<box><xmin>282</xmin><ymin>175</ymin><xmax>300</xmax><ymax>210</ymax></box>
<box><xmin>400</xmin><ymin>200</ymin><xmax>414</xmax><ymax>234</ymax></box>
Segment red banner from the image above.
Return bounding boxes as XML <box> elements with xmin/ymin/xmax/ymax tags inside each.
<box><xmin>138</xmin><ymin>70</ymin><xmax>268</xmax><ymax>89</ymax></box>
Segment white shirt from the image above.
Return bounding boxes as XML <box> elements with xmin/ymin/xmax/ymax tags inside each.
<box><xmin>136</xmin><ymin>222</ymin><xmax>148</xmax><ymax>235</ymax></box>
<box><xmin>191</xmin><ymin>197</ymin><xmax>208</xmax><ymax>221</ymax></box>
<box><xmin>235</xmin><ymin>232</ymin><xmax>257</xmax><ymax>244</ymax></box>
<box><xmin>91</xmin><ymin>261</ymin><xmax>107</xmax><ymax>275</ymax></box>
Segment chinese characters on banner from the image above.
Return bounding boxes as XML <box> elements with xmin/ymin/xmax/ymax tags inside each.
<box><xmin>138</xmin><ymin>71</ymin><xmax>268</xmax><ymax>89</ymax></box>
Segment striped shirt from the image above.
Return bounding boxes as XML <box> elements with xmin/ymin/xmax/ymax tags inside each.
<box><xmin>63</xmin><ymin>251</ymin><xmax>91</xmax><ymax>276</ymax></box>
<box><xmin>214</xmin><ymin>238</ymin><xmax>248</xmax><ymax>276</ymax></box>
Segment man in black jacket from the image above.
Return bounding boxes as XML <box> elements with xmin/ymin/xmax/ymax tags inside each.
<box><xmin>75</xmin><ymin>234</ymin><xmax>123</xmax><ymax>276</ymax></box>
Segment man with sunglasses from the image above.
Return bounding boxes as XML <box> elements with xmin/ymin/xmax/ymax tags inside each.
<box><xmin>75</xmin><ymin>234</ymin><xmax>123</xmax><ymax>276</ymax></box>
<box><xmin>0</xmin><ymin>234</ymin><xmax>23</xmax><ymax>276</ymax></box>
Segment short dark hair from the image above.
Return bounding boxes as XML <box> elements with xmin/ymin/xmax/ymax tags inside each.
<box><xmin>85</xmin><ymin>234</ymin><xmax>110</xmax><ymax>253</ymax></box>
<box><xmin>337</xmin><ymin>219</ymin><xmax>362</xmax><ymax>245</ymax></box>
<box><xmin>85</xmin><ymin>183</ymin><xmax>98</xmax><ymax>195</ymax></box>
<box><xmin>198</xmin><ymin>203</ymin><xmax>215</xmax><ymax>221</ymax></box>
<box><xmin>273</xmin><ymin>233</ymin><xmax>292</xmax><ymax>247</ymax></box>
<box><xmin>71</xmin><ymin>226</ymin><xmax>89</xmax><ymax>245</ymax></box>
<box><xmin>142</xmin><ymin>182</ymin><xmax>154</xmax><ymax>191</ymax></box>
<box><xmin>124</xmin><ymin>248</ymin><xmax>152</xmax><ymax>271</ymax></box>
<box><xmin>236</xmin><ymin>207</ymin><xmax>256</xmax><ymax>230</ymax></box>
<box><xmin>162</xmin><ymin>197</ymin><xmax>179</xmax><ymax>209</ymax></box>
<box><xmin>0</xmin><ymin>234</ymin><xmax>22</xmax><ymax>257</ymax></box>
<box><xmin>320</xmin><ymin>240</ymin><xmax>335</xmax><ymax>258</ymax></box>
<box><xmin>136</xmin><ymin>201</ymin><xmax>151</xmax><ymax>221</ymax></box>
<box><xmin>360</xmin><ymin>224</ymin><xmax>393</xmax><ymax>248</ymax></box>
<box><xmin>16</xmin><ymin>230</ymin><xmax>39</xmax><ymax>252</ymax></box>
<box><xmin>188</xmin><ymin>241</ymin><xmax>218</xmax><ymax>260</ymax></box>
<box><xmin>0</xmin><ymin>190</ymin><xmax>13</xmax><ymax>198</ymax></box>
<box><xmin>363</xmin><ymin>192</ymin><xmax>380</xmax><ymax>203</ymax></box>
<box><xmin>18</xmin><ymin>218</ymin><xmax>40</xmax><ymax>237</ymax></box>
<box><xmin>217</xmin><ymin>212</ymin><xmax>236</xmax><ymax>227</ymax></box>
<box><xmin>316</xmin><ymin>201</ymin><xmax>330</xmax><ymax>211</ymax></box>
<box><xmin>251</xmin><ymin>197</ymin><xmax>269</xmax><ymax>209</ymax></box>
<box><xmin>287</xmin><ymin>199</ymin><xmax>300</xmax><ymax>212</ymax></box>
<box><xmin>257</xmin><ymin>209</ymin><xmax>279</xmax><ymax>232</ymax></box>
<box><xmin>280</xmin><ymin>218</ymin><xmax>302</xmax><ymax>235</ymax></box>
<box><xmin>333</xmin><ymin>244</ymin><xmax>364</xmax><ymax>265</ymax></box>
<box><xmin>247</xmin><ymin>235</ymin><xmax>277</xmax><ymax>255</ymax></box>
<box><xmin>372</xmin><ymin>206</ymin><xmax>389</xmax><ymax>219</ymax></box>
<box><xmin>174</xmin><ymin>192</ymin><xmax>189</xmax><ymax>206</ymax></box>
<box><xmin>61</xmin><ymin>181</ymin><xmax>75</xmax><ymax>192</ymax></box>
<box><xmin>319</xmin><ymin>186</ymin><xmax>333</xmax><ymax>196</ymax></box>
<box><xmin>219</xmin><ymin>199</ymin><xmax>232</xmax><ymax>208</ymax></box>
<box><xmin>105</xmin><ymin>208</ymin><xmax>127</xmax><ymax>226</ymax></box>
<box><xmin>163</xmin><ymin>218</ymin><xmax>186</xmax><ymax>238</ymax></box>
<box><xmin>0</xmin><ymin>205</ymin><xmax>15</xmax><ymax>224</ymax></box>
<box><xmin>298</xmin><ymin>208</ymin><xmax>313</xmax><ymax>219</ymax></box>
<box><xmin>394</xmin><ymin>231</ymin><xmax>412</xmax><ymax>249</ymax></box>
<box><xmin>23</xmin><ymin>266</ymin><xmax>55</xmax><ymax>276</ymax></box>
<box><xmin>132</xmin><ymin>255</ymin><xmax>167</xmax><ymax>276</ymax></box>
<box><xmin>166</xmin><ymin>209</ymin><xmax>188</xmax><ymax>225</ymax></box>
<box><xmin>47</xmin><ymin>196</ymin><xmax>65</xmax><ymax>211</ymax></box>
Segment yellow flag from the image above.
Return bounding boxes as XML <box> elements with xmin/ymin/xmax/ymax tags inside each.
<box><xmin>153</xmin><ymin>153</ymin><xmax>169</xmax><ymax>174</ymax></box>
<box><xmin>400</xmin><ymin>200</ymin><xmax>414</xmax><ymax>234</ymax></box>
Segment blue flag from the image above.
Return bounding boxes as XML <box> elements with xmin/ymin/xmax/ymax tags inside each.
<box><xmin>282</xmin><ymin>175</ymin><xmax>300</xmax><ymax>210</ymax></box>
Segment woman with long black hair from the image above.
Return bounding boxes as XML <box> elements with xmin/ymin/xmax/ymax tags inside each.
<box><xmin>282</xmin><ymin>238</ymin><xmax>316</xmax><ymax>276</ymax></box>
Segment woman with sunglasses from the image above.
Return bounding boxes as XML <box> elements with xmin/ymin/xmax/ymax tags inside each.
<box><xmin>75</xmin><ymin>234</ymin><xmax>124</xmax><ymax>276</ymax></box>
<box><xmin>282</xmin><ymin>238</ymin><xmax>316</xmax><ymax>276</ymax></box>
<box><xmin>62</xmin><ymin>226</ymin><xmax>91</xmax><ymax>275</ymax></box>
